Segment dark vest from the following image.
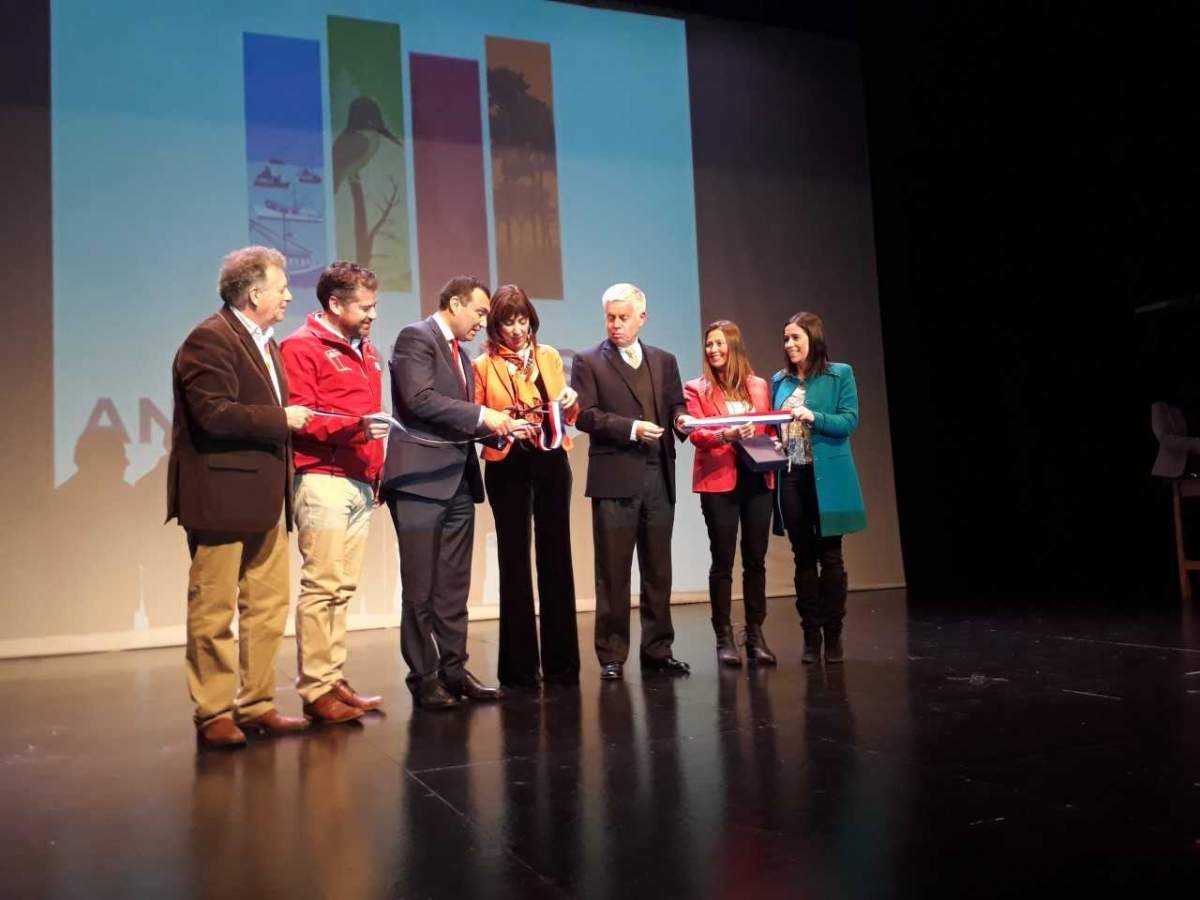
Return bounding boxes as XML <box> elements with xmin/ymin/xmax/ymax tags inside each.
<box><xmin>625</xmin><ymin>356</ymin><xmax>666</xmax><ymax>469</ymax></box>
<box><xmin>626</xmin><ymin>356</ymin><xmax>658</xmax><ymax>424</ymax></box>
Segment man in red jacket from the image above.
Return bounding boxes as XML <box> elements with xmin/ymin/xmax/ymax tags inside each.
<box><xmin>281</xmin><ymin>261</ymin><xmax>389</xmax><ymax>723</ymax></box>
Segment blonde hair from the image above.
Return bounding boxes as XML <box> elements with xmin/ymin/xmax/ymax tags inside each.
<box><xmin>601</xmin><ymin>282</ymin><xmax>646</xmax><ymax>314</ymax></box>
<box><xmin>218</xmin><ymin>246</ymin><xmax>285</xmax><ymax>307</ymax></box>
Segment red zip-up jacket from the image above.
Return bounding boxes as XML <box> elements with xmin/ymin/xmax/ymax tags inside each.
<box><xmin>280</xmin><ymin>313</ymin><xmax>384</xmax><ymax>487</ymax></box>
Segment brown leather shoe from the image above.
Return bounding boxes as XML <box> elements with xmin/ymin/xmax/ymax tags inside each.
<box><xmin>303</xmin><ymin>691</ymin><xmax>365</xmax><ymax>724</ymax></box>
<box><xmin>445</xmin><ymin>670</ymin><xmax>503</xmax><ymax>702</ymax></box>
<box><xmin>414</xmin><ymin>680</ymin><xmax>460</xmax><ymax>711</ymax></box>
<box><xmin>332</xmin><ymin>679</ymin><xmax>384</xmax><ymax>711</ymax></box>
<box><xmin>197</xmin><ymin>717</ymin><xmax>246</xmax><ymax>748</ymax></box>
<box><xmin>239</xmin><ymin>708</ymin><xmax>310</xmax><ymax>736</ymax></box>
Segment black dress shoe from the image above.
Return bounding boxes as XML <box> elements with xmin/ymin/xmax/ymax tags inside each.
<box><xmin>641</xmin><ymin>656</ymin><xmax>691</xmax><ymax>675</ymax></box>
<box><xmin>448</xmin><ymin>670</ymin><xmax>503</xmax><ymax>702</ymax></box>
<box><xmin>415</xmin><ymin>680</ymin><xmax>460</xmax><ymax>711</ymax></box>
<box><xmin>600</xmin><ymin>663</ymin><xmax>623</xmax><ymax>680</ymax></box>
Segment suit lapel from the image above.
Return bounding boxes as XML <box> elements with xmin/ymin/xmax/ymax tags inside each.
<box><xmin>601</xmin><ymin>340</ymin><xmax>641</xmax><ymax>405</ymax></box>
<box><xmin>267</xmin><ymin>340</ymin><xmax>287</xmax><ymax>404</ymax></box>
<box><xmin>643</xmin><ymin>344</ymin><xmax>662</xmax><ymax>419</ymax></box>
<box><xmin>462</xmin><ymin>346</ymin><xmax>474</xmax><ymax>399</ymax></box>
<box><xmin>488</xmin><ymin>355</ymin><xmax>517</xmax><ymax>408</ymax></box>
<box><xmin>220</xmin><ymin>307</ymin><xmax>281</xmax><ymax>405</ymax></box>
<box><xmin>455</xmin><ymin>344</ymin><xmax>472</xmax><ymax>400</ymax></box>
<box><xmin>425</xmin><ymin>315</ymin><xmax>469</xmax><ymax>400</ymax></box>
<box><xmin>772</xmin><ymin>375</ymin><xmax>795</xmax><ymax>409</ymax></box>
<box><xmin>707</xmin><ymin>379</ymin><xmax>729</xmax><ymax>416</ymax></box>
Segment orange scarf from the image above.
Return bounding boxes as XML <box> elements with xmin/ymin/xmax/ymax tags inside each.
<box><xmin>474</xmin><ymin>343</ymin><xmax>576</xmax><ymax>461</ymax></box>
<box><xmin>491</xmin><ymin>343</ymin><xmax>544</xmax><ymax>413</ymax></box>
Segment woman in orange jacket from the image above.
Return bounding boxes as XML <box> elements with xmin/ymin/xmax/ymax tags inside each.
<box><xmin>684</xmin><ymin>319</ymin><xmax>777</xmax><ymax>667</ymax></box>
<box><xmin>473</xmin><ymin>285</ymin><xmax>581</xmax><ymax>687</ymax></box>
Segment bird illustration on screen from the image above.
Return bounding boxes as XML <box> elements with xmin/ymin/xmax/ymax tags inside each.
<box><xmin>333</xmin><ymin>96</ymin><xmax>401</xmax><ymax>192</ymax></box>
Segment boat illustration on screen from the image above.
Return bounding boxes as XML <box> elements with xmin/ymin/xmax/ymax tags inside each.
<box><xmin>247</xmin><ymin>160</ymin><xmax>327</xmax><ymax>286</ymax></box>
<box><xmin>249</xmin><ymin>212</ymin><xmax>321</xmax><ymax>283</ymax></box>
<box><xmin>253</xmin><ymin>165</ymin><xmax>290</xmax><ymax>188</ymax></box>
<box><xmin>255</xmin><ymin>197</ymin><xmax>322</xmax><ymax>223</ymax></box>
<box><xmin>243</xmin><ymin>33</ymin><xmax>329</xmax><ymax>289</ymax></box>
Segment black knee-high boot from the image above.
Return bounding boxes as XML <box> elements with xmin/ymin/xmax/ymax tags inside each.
<box><xmin>714</xmin><ymin>622</ymin><xmax>741</xmax><ymax>667</ymax></box>
<box><xmin>795</xmin><ymin>568</ymin><xmax>821</xmax><ymax>628</ymax></box>
<box><xmin>820</xmin><ymin>568</ymin><xmax>848</xmax><ymax>663</ymax></box>
<box><xmin>796</xmin><ymin>568</ymin><xmax>822</xmax><ymax>663</ymax></box>
<box><xmin>744</xmin><ymin>624</ymin><xmax>777</xmax><ymax>665</ymax></box>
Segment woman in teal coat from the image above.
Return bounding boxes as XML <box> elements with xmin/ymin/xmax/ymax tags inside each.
<box><xmin>771</xmin><ymin>312</ymin><xmax>866</xmax><ymax>664</ymax></box>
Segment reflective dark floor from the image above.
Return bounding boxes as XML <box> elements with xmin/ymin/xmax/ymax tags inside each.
<box><xmin>2</xmin><ymin>591</ymin><xmax>1200</xmax><ymax>899</ymax></box>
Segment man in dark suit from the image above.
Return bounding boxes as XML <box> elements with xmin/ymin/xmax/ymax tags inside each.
<box><xmin>570</xmin><ymin>283</ymin><xmax>691</xmax><ymax>679</ymax></box>
<box><xmin>169</xmin><ymin>246</ymin><xmax>314</xmax><ymax>748</ymax></box>
<box><xmin>381</xmin><ymin>276</ymin><xmax>525</xmax><ymax>710</ymax></box>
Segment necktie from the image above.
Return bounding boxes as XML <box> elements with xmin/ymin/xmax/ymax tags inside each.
<box><xmin>450</xmin><ymin>339</ymin><xmax>466</xmax><ymax>391</ymax></box>
<box><xmin>622</xmin><ymin>344</ymin><xmax>640</xmax><ymax>369</ymax></box>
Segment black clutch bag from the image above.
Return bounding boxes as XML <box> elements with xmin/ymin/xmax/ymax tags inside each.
<box><xmin>734</xmin><ymin>434</ymin><xmax>788</xmax><ymax>473</ymax></box>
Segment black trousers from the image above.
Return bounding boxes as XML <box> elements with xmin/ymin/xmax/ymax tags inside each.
<box><xmin>387</xmin><ymin>476</ymin><xmax>475</xmax><ymax>691</ymax></box>
<box><xmin>591</xmin><ymin>461</ymin><xmax>676</xmax><ymax>665</ymax></box>
<box><xmin>698</xmin><ymin>460</ymin><xmax>773</xmax><ymax>628</ymax></box>
<box><xmin>778</xmin><ymin>465</ymin><xmax>847</xmax><ymax>631</ymax></box>
<box><xmin>484</xmin><ymin>447</ymin><xmax>580</xmax><ymax>685</ymax></box>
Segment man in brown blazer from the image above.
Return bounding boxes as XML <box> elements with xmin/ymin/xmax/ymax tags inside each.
<box><xmin>169</xmin><ymin>246</ymin><xmax>314</xmax><ymax>748</ymax></box>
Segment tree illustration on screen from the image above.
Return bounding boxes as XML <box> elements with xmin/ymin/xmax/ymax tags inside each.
<box><xmin>332</xmin><ymin>91</ymin><xmax>404</xmax><ymax>268</ymax></box>
<box><xmin>488</xmin><ymin>67</ymin><xmax>559</xmax><ymax>256</ymax></box>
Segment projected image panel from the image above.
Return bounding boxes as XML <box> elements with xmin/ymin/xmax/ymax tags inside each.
<box><xmin>486</xmin><ymin>36</ymin><xmax>564</xmax><ymax>300</ymax></box>
<box><xmin>410</xmin><ymin>52</ymin><xmax>491</xmax><ymax>316</ymax></box>
<box><xmin>327</xmin><ymin>16</ymin><xmax>412</xmax><ymax>292</ymax></box>
<box><xmin>243</xmin><ymin>33</ymin><xmax>327</xmax><ymax>288</ymax></box>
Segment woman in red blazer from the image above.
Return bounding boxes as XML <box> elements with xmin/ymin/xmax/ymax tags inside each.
<box><xmin>684</xmin><ymin>320</ymin><xmax>777</xmax><ymax>667</ymax></box>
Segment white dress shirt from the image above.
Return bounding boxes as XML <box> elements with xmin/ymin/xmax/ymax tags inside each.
<box><xmin>230</xmin><ymin>306</ymin><xmax>282</xmax><ymax>403</ymax></box>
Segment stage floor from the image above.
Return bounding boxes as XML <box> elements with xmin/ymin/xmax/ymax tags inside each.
<box><xmin>2</xmin><ymin>591</ymin><xmax>1199</xmax><ymax>898</ymax></box>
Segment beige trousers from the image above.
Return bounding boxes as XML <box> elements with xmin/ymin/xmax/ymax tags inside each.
<box><xmin>293</xmin><ymin>473</ymin><xmax>374</xmax><ymax>704</ymax></box>
<box><xmin>185</xmin><ymin>513</ymin><xmax>289</xmax><ymax>728</ymax></box>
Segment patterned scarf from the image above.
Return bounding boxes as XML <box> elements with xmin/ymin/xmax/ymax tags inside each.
<box><xmin>492</xmin><ymin>343</ymin><xmax>543</xmax><ymax>412</ymax></box>
<box><xmin>490</xmin><ymin>342</ymin><xmax>563</xmax><ymax>450</ymax></box>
